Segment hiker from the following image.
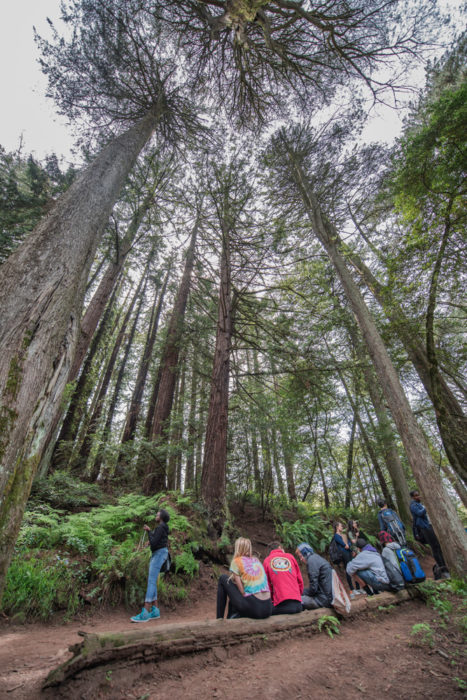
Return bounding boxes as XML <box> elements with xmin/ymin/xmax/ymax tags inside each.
<box><xmin>346</xmin><ymin>538</ymin><xmax>391</xmax><ymax>594</ymax></box>
<box><xmin>295</xmin><ymin>542</ymin><xmax>333</xmax><ymax>610</ymax></box>
<box><xmin>378</xmin><ymin>531</ymin><xmax>405</xmax><ymax>591</ymax></box>
<box><xmin>331</xmin><ymin>521</ymin><xmax>359</xmax><ymax>593</ymax></box>
<box><xmin>216</xmin><ymin>537</ymin><xmax>272</xmax><ymax>620</ymax></box>
<box><xmin>347</xmin><ymin>520</ymin><xmax>368</xmax><ymax>550</ymax></box>
<box><xmin>376</xmin><ymin>498</ymin><xmax>406</xmax><ymax>546</ymax></box>
<box><xmin>410</xmin><ymin>490</ymin><xmax>447</xmax><ymax>572</ymax></box>
<box><xmin>263</xmin><ymin>541</ymin><xmax>303</xmax><ymax>615</ymax></box>
<box><xmin>131</xmin><ymin>508</ymin><xmax>170</xmax><ymax>623</ymax></box>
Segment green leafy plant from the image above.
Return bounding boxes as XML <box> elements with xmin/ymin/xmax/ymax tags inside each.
<box><xmin>317</xmin><ymin>615</ymin><xmax>341</xmax><ymax>638</ymax></box>
<box><xmin>410</xmin><ymin>622</ymin><xmax>434</xmax><ymax>648</ymax></box>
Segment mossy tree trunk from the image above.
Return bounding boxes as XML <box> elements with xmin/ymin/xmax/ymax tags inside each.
<box><xmin>0</xmin><ymin>110</ymin><xmax>159</xmax><ymax>601</ymax></box>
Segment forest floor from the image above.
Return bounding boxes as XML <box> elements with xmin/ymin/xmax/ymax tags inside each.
<box><xmin>0</xmin><ymin>505</ymin><xmax>465</xmax><ymax>699</ymax></box>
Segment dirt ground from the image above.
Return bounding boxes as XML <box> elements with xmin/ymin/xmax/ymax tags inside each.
<box><xmin>0</xmin><ymin>506</ymin><xmax>464</xmax><ymax>699</ymax></box>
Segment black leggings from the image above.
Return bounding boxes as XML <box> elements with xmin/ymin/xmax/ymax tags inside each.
<box><xmin>272</xmin><ymin>599</ymin><xmax>303</xmax><ymax>615</ymax></box>
<box><xmin>216</xmin><ymin>575</ymin><xmax>272</xmax><ymax>619</ymax></box>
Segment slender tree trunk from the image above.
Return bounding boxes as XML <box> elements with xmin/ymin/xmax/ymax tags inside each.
<box><xmin>271</xmin><ymin>429</ymin><xmax>285</xmax><ymax>496</ymax></box>
<box><xmin>143</xmin><ymin>219</ymin><xmax>199</xmax><ymax>494</ymax></box>
<box><xmin>0</xmin><ymin>109</ymin><xmax>159</xmax><ymax>600</ymax></box>
<box><xmin>200</xmin><ymin>226</ymin><xmax>232</xmax><ymax>533</ymax></box>
<box><xmin>119</xmin><ymin>265</ymin><xmax>171</xmax><ymax>450</ymax></box>
<box><xmin>184</xmin><ymin>356</ymin><xmax>198</xmax><ymax>491</ymax></box>
<box><xmin>345</xmin><ymin>413</ymin><xmax>357</xmax><ymax>509</ymax></box>
<box><xmin>287</xmin><ymin>149</ymin><xmax>467</xmax><ymax>575</ymax></box>
<box><xmin>80</xmin><ymin>271</ymin><xmax>148</xmax><ymax>480</ymax></box>
<box><xmin>346</xmin><ymin>223</ymin><xmax>467</xmax><ymax>483</ymax></box>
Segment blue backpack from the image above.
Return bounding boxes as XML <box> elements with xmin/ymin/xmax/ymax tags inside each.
<box><xmin>395</xmin><ymin>548</ymin><xmax>425</xmax><ymax>583</ymax></box>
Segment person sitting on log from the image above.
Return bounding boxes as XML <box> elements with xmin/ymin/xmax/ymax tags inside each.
<box><xmin>263</xmin><ymin>541</ymin><xmax>304</xmax><ymax>615</ymax></box>
<box><xmin>130</xmin><ymin>508</ymin><xmax>170</xmax><ymax>623</ymax></box>
<box><xmin>217</xmin><ymin>537</ymin><xmax>272</xmax><ymax>620</ymax></box>
<box><xmin>295</xmin><ymin>542</ymin><xmax>333</xmax><ymax>610</ymax></box>
<box><xmin>346</xmin><ymin>538</ymin><xmax>391</xmax><ymax>595</ymax></box>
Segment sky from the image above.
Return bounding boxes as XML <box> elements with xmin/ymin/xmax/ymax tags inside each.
<box><xmin>0</xmin><ymin>0</ymin><xmax>464</xmax><ymax>165</ymax></box>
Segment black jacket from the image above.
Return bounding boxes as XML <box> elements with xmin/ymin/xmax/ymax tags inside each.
<box><xmin>148</xmin><ymin>522</ymin><xmax>169</xmax><ymax>552</ymax></box>
<box><xmin>304</xmin><ymin>553</ymin><xmax>333</xmax><ymax>606</ymax></box>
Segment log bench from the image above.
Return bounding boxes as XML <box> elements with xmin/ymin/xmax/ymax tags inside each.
<box><xmin>44</xmin><ymin>589</ymin><xmax>412</xmax><ymax>688</ymax></box>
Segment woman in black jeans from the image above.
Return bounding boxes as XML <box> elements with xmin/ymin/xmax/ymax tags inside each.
<box><xmin>217</xmin><ymin>537</ymin><xmax>272</xmax><ymax>619</ymax></box>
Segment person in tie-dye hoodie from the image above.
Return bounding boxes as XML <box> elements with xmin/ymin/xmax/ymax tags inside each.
<box><xmin>216</xmin><ymin>537</ymin><xmax>272</xmax><ymax>619</ymax></box>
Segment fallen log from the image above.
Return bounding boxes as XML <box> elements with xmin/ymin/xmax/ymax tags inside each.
<box><xmin>44</xmin><ymin>589</ymin><xmax>410</xmax><ymax>688</ymax></box>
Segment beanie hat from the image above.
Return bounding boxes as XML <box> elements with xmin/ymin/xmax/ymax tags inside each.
<box><xmin>297</xmin><ymin>542</ymin><xmax>314</xmax><ymax>558</ymax></box>
<box><xmin>378</xmin><ymin>530</ymin><xmax>393</xmax><ymax>544</ymax></box>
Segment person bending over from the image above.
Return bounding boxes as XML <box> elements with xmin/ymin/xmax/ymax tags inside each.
<box><xmin>263</xmin><ymin>541</ymin><xmax>303</xmax><ymax>615</ymax></box>
<box><xmin>217</xmin><ymin>537</ymin><xmax>272</xmax><ymax>620</ymax></box>
<box><xmin>346</xmin><ymin>538</ymin><xmax>391</xmax><ymax>594</ymax></box>
<box><xmin>295</xmin><ymin>542</ymin><xmax>333</xmax><ymax>610</ymax></box>
<box><xmin>131</xmin><ymin>508</ymin><xmax>170</xmax><ymax>623</ymax></box>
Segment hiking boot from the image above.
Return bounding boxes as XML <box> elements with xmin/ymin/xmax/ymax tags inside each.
<box><xmin>131</xmin><ymin>607</ymin><xmax>155</xmax><ymax>623</ymax></box>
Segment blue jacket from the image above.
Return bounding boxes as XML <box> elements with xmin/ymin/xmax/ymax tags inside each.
<box><xmin>410</xmin><ymin>501</ymin><xmax>430</xmax><ymax>531</ymax></box>
<box><xmin>333</xmin><ymin>534</ymin><xmax>350</xmax><ymax>551</ymax></box>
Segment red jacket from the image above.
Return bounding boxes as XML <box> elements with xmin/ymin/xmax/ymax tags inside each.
<box><xmin>263</xmin><ymin>549</ymin><xmax>304</xmax><ymax>606</ymax></box>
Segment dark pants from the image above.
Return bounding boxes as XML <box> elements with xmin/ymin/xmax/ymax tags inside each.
<box><xmin>340</xmin><ymin>548</ymin><xmax>357</xmax><ymax>590</ymax></box>
<box><xmin>216</xmin><ymin>575</ymin><xmax>272</xmax><ymax>619</ymax></box>
<box><xmin>272</xmin><ymin>599</ymin><xmax>302</xmax><ymax>615</ymax></box>
<box><xmin>421</xmin><ymin>526</ymin><xmax>446</xmax><ymax>569</ymax></box>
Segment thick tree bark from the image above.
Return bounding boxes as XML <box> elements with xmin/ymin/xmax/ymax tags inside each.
<box><xmin>345</xmin><ymin>230</ymin><xmax>467</xmax><ymax>484</ymax></box>
<box><xmin>288</xmin><ymin>151</ymin><xmax>467</xmax><ymax>575</ymax></box>
<box><xmin>200</xmin><ymin>226</ymin><xmax>232</xmax><ymax>533</ymax></box>
<box><xmin>0</xmin><ymin>110</ymin><xmax>159</xmax><ymax>600</ymax></box>
<box><xmin>143</xmin><ymin>219</ymin><xmax>199</xmax><ymax>494</ymax></box>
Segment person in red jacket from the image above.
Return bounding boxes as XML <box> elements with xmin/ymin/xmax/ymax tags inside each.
<box><xmin>263</xmin><ymin>542</ymin><xmax>303</xmax><ymax>615</ymax></box>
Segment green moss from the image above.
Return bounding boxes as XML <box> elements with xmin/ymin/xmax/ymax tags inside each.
<box><xmin>4</xmin><ymin>355</ymin><xmax>22</xmax><ymax>400</ymax></box>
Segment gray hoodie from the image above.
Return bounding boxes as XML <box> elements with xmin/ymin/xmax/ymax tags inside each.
<box><xmin>381</xmin><ymin>542</ymin><xmax>405</xmax><ymax>590</ymax></box>
<box><xmin>346</xmin><ymin>548</ymin><xmax>389</xmax><ymax>583</ymax></box>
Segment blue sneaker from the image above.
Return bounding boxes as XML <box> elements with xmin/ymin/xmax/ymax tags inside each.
<box><xmin>131</xmin><ymin>607</ymin><xmax>155</xmax><ymax>623</ymax></box>
<box><xmin>151</xmin><ymin>606</ymin><xmax>161</xmax><ymax>619</ymax></box>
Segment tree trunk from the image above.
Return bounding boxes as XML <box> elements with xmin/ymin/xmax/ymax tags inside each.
<box><xmin>200</xmin><ymin>226</ymin><xmax>232</xmax><ymax>533</ymax></box>
<box><xmin>287</xmin><ymin>150</ymin><xmax>467</xmax><ymax>575</ymax></box>
<box><xmin>143</xmin><ymin>218</ymin><xmax>199</xmax><ymax>494</ymax></box>
<box><xmin>0</xmin><ymin>109</ymin><xmax>159</xmax><ymax>600</ymax></box>
<box><xmin>271</xmin><ymin>429</ymin><xmax>285</xmax><ymax>496</ymax></box>
<box><xmin>80</xmin><ymin>271</ymin><xmax>148</xmax><ymax>480</ymax></box>
<box><xmin>345</xmin><ymin>413</ymin><xmax>357</xmax><ymax>509</ymax></box>
<box><xmin>346</xmin><ymin>228</ymin><xmax>467</xmax><ymax>484</ymax></box>
<box><xmin>184</xmin><ymin>356</ymin><xmax>198</xmax><ymax>491</ymax></box>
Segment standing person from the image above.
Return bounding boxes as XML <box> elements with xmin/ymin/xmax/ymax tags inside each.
<box><xmin>295</xmin><ymin>542</ymin><xmax>333</xmax><ymax>610</ymax></box>
<box><xmin>131</xmin><ymin>509</ymin><xmax>170</xmax><ymax>622</ymax></box>
<box><xmin>410</xmin><ymin>490</ymin><xmax>447</xmax><ymax>571</ymax></box>
<box><xmin>217</xmin><ymin>537</ymin><xmax>272</xmax><ymax>620</ymax></box>
<box><xmin>332</xmin><ymin>522</ymin><xmax>359</xmax><ymax>593</ymax></box>
<box><xmin>377</xmin><ymin>498</ymin><xmax>406</xmax><ymax>546</ymax></box>
<box><xmin>347</xmin><ymin>520</ymin><xmax>368</xmax><ymax>550</ymax></box>
<box><xmin>263</xmin><ymin>542</ymin><xmax>303</xmax><ymax>615</ymax></box>
<box><xmin>346</xmin><ymin>538</ymin><xmax>391</xmax><ymax>594</ymax></box>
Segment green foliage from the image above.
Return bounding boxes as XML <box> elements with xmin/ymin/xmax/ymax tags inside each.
<box><xmin>29</xmin><ymin>471</ymin><xmax>106</xmax><ymax>510</ymax></box>
<box><xmin>277</xmin><ymin>516</ymin><xmax>330</xmax><ymax>553</ymax></box>
<box><xmin>410</xmin><ymin>622</ymin><xmax>434</xmax><ymax>648</ymax></box>
<box><xmin>3</xmin><ymin>491</ymin><xmax>208</xmax><ymax>620</ymax></box>
<box><xmin>2</xmin><ymin>552</ymin><xmax>80</xmax><ymax>620</ymax></box>
<box><xmin>317</xmin><ymin>615</ymin><xmax>340</xmax><ymax>638</ymax></box>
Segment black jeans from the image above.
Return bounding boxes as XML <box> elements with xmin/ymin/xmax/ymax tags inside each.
<box><xmin>216</xmin><ymin>575</ymin><xmax>272</xmax><ymax>619</ymax></box>
<box><xmin>340</xmin><ymin>548</ymin><xmax>357</xmax><ymax>590</ymax></box>
<box><xmin>421</xmin><ymin>526</ymin><xmax>446</xmax><ymax>569</ymax></box>
<box><xmin>272</xmin><ymin>599</ymin><xmax>303</xmax><ymax>615</ymax></box>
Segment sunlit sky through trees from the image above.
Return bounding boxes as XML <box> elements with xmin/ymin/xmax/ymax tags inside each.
<box><xmin>0</xmin><ymin>0</ymin><xmax>465</xmax><ymax>163</ymax></box>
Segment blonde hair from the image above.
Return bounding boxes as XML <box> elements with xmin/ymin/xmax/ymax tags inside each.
<box><xmin>233</xmin><ymin>537</ymin><xmax>253</xmax><ymax>558</ymax></box>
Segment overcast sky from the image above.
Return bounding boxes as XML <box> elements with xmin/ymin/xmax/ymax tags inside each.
<box><xmin>0</xmin><ymin>0</ymin><xmax>464</xmax><ymax>165</ymax></box>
